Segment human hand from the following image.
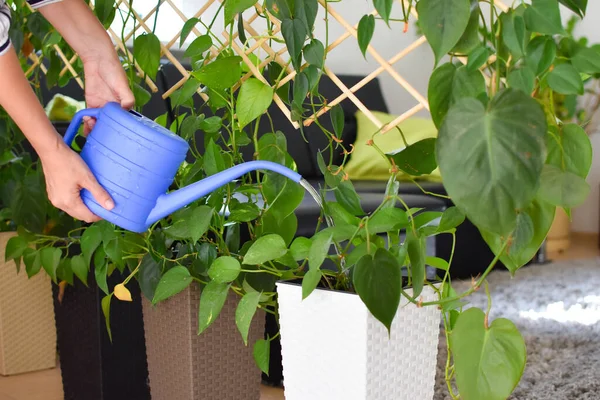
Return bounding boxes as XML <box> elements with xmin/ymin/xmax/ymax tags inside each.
<box><xmin>40</xmin><ymin>138</ymin><xmax>115</xmax><ymax>223</ymax></box>
<box><xmin>81</xmin><ymin>54</ymin><xmax>135</xmax><ymax>134</ymax></box>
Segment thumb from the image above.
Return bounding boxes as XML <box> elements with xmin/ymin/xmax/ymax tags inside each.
<box><xmin>116</xmin><ymin>78</ymin><xmax>135</xmax><ymax>110</ymax></box>
<box><xmin>83</xmin><ymin>174</ymin><xmax>115</xmax><ymax>211</ymax></box>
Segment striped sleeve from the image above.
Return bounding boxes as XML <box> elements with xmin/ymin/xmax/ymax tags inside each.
<box><xmin>0</xmin><ymin>1</ymin><xmax>11</xmax><ymax>56</ymax></box>
<box><xmin>27</xmin><ymin>0</ymin><xmax>63</xmax><ymax>9</ymax></box>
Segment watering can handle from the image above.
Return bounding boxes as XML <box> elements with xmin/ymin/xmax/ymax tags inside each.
<box><xmin>63</xmin><ymin>108</ymin><xmax>101</xmax><ymax>146</ymax></box>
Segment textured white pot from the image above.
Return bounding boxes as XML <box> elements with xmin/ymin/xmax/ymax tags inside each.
<box><xmin>277</xmin><ymin>282</ymin><xmax>441</xmax><ymax>400</ymax></box>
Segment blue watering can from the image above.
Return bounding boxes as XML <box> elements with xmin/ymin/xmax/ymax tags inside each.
<box><xmin>63</xmin><ymin>102</ymin><xmax>302</xmax><ymax>233</ymax></box>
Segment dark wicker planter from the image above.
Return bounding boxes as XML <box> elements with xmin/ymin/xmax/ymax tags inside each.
<box><xmin>142</xmin><ymin>284</ymin><xmax>264</xmax><ymax>400</ymax></box>
<box><xmin>52</xmin><ymin>267</ymin><xmax>150</xmax><ymax>400</ymax></box>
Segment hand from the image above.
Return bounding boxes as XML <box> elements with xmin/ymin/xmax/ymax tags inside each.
<box><xmin>81</xmin><ymin>54</ymin><xmax>135</xmax><ymax>134</ymax></box>
<box><xmin>40</xmin><ymin>138</ymin><xmax>115</xmax><ymax>223</ymax></box>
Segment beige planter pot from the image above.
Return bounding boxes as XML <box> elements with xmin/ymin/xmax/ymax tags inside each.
<box><xmin>142</xmin><ymin>283</ymin><xmax>264</xmax><ymax>400</ymax></box>
<box><xmin>547</xmin><ymin>207</ymin><xmax>571</xmax><ymax>254</ymax></box>
<box><xmin>0</xmin><ymin>232</ymin><xmax>57</xmax><ymax>376</ymax></box>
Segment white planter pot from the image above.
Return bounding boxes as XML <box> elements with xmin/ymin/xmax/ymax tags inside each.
<box><xmin>277</xmin><ymin>282</ymin><xmax>441</xmax><ymax>400</ymax></box>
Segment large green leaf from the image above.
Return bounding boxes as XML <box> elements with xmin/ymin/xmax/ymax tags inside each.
<box><xmin>389</xmin><ymin>138</ymin><xmax>437</xmax><ymax>176</ymax></box>
<box><xmin>451</xmin><ymin>66</ymin><xmax>486</xmax><ymax>103</ymax></box>
<box><xmin>353</xmin><ymin>248</ymin><xmax>402</xmax><ymax>333</ymax></box>
<box><xmin>416</xmin><ymin>0</ymin><xmax>471</xmax><ymax>65</ymax></box>
<box><xmin>243</xmin><ymin>234</ymin><xmax>288</xmax><ymax>265</ymax></box>
<box><xmin>525</xmin><ymin>36</ymin><xmax>556</xmax><ymax>75</ymax></box>
<box><xmin>294</xmin><ymin>0</ymin><xmax>318</xmax><ymax>34</ymax></box>
<box><xmin>524</xmin><ymin>0</ymin><xmax>564</xmax><ymax>35</ymax></box>
<box><xmin>94</xmin><ymin>0</ymin><xmax>116</xmax><ymax>28</ymax></box>
<box><xmin>23</xmin><ymin>249</ymin><xmax>42</xmax><ymax>278</ymax></box>
<box><xmin>428</xmin><ymin>62</ymin><xmax>457</xmax><ymax>128</ymax></box>
<box><xmin>303</xmin><ymin>39</ymin><xmax>325</xmax><ymax>68</ymax></box>
<box><xmin>571</xmin><ymin>47</ymin><xmax>600</xmax><ymax>74</ymax></box>
<box><xmin>208</xmin><ymin>256</ymin><xmax>241</xmax><ymax>283</ymax></box>
<box><xmin>236</xmin><ymin>78</ymin><xmax>274</xmax><ymax>129</ymax></box>
<box><xmin>451</xmin><ymin>308</ymin><xmax>526</xmax><ymax>400</ymax></box>
<box><xmin>5</xmin><ymin>235</ymin><xmax>28</xmax><ymax>261</ymax></box>
<box><xmin>436</xmin><ymin>89</ymin><xmax>547</xmax><ymax>235</ymax></box>
<box><xmin>308</xmin><ymin>232</ymin><xmax>332</xmax><ymax>271</ymax></box>
<box><xmin>139</xmin><ymin>254</ymin><xmax>162</xmax><ymax>301</ymax></box>
<box><xmin>357</xmin><ymin>14</ymin><xmax>375</xmax><ymax>59</ymax></box>
<box><xmin>235</xmin><ymin>291</ymin><xmax>262</xmax><ymax>345</ymax></box>
<box><xmin>193</xmin><ymin>56</ymin><xmax>242</xmax><ymax>90</ymax></box>
<box><xmin>508</xmin><ymin>67</ymin><xmax>536</xmax><ymax>95</ymax></box>
<box><xmin>180</xmin><ymin>17</ymin><xmax>199</xmax><ymax>46</ymax></box>
<box><xmin>538</xmin><ymin>164</ymin><xmax>590</xmax><ymax>208</ymax></box>
<box><xmin>198</xmin><ymin>281</ymin><xmax>230</xmax><ymax>334</ymax></box>
<box><xmin>501</xmin><ymin>11</ymin><xmax>527</xmax><ymax>59</ymax></box>
<box><xmin>204</xmin><ymin>139</ymin><xmax>227</xmax><ymax>176</ymax></box>
<box><xmin>302</xmin><ymin>268</ymin><xmax>322</xmax><ymax>299</ymax></box>
<box><xmin>281</xmin><ymin>18</ymin><xmax>307</xmax><ymax>70</ymax></box>
<box><xmin>253</xmin><ymin>339</ymin><xmax>270</xmax><ymax>375</ymax></box>
<box><xmin>334</xmin><ymin>181</ymin><xmax>364</xmax><ymax>216</ymax></box>
<box><xmin>451</xmin><ymin>0</ymin><xmax>480</xmax><ymax>55</ymax></box>
<box><xmin>547</xmin><ymin>123</ymin><xmax>592</xmax><ymax>179</ymax></box>
<box><xmin>152</xmin><ymin>266</ymin><xmax>193</xmax><ymax>304</ymax></box>
<box><xmin>134</xmin><ymin>33</ymin><xmax>161</xmax><ymax>80</ymax></box>
<box><xmin>40</xmin><ymin>247</ymin><xmax>61</xmax><ymax>283</ymax></box>
<box><xmin>406</xmin><ymin>229</ymin><xmax>425</xmax><ymax>297</ymax></box>
<box><xmin>224</xmin><ymin>0</ymin><xmax>256</xmax><ymax>24</ymax></box>
<box><xmin>184</xmin><ymin>35</ymin><xmax>213</xmax><ymax>59</ymax></box>
<box><xmin>366</xmin><ymin>208</ymin><xmax>408</xmax><ymax>234</ymax></box>
<box><xmin>164</xmin><ymin>205</ymin><xmax>214</xmax><ymax>243</ymax></box>
<box><xmin>558</xmin><ymin>0</ymin><xmax>587</xmax><ymax>17</ymax></box>
<box><xmin>71</xmin><ymin>254</ymin><xmax>88</xmax><ymax>286</ymax></box>
<box><xmin>290</xmin><ymin>237</ymin><xmax>312</xmax><ymax>261</ymax></box>
<box><xmin>547</xmin><ymin>64</ymin><xmax>584</xmax><ymax>95</ymax></box>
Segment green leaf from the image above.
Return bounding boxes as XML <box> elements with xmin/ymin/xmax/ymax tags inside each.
<box><xmin>101</xmin><ymin>295</ymin><xmax>113</xmax><ymax>342</ymax></box>
<box><xmin>366</xmin><ymin>207</ymin><xmax>408</xmax><ymax>234</ymax></box>
<box><xmin>152</xmin><ymin>266</ymin><xmax>193</xmax><ymax>304</ymax></box>
<box><xmin>451</xmin><ymin>66</ymin><xmax>486</xmax><ymax>104</ymax></box>
<box><xmin>208</xmin><ymin>256</ymin><xmax>241</xmax><ymax>283</ymax></box>
<box><xmin>184</xmin><ymin>35</ymin><xmax>213</xmax><ymax>58</ymax></box>
<box><xmin>547</xmin><ymin>123</ymin><xmax>592</xmax><ymax>179</ymax></box>
<box><xmin>243</xmin><ymin>234</ymin><xmax>288</xmax><ymax>265</ymax></box>
<box><xmin>451</xmin><ymin>0</ymin><xmax>481</xmax><ymax>55</ymax></box>
<box><xmin>353</xmin><ymin>248</ymin><xmax>401</xmax><ymax>333</ymax></box>
<box><xmin>467</xmin><ymin>47</ymin><xmax>492</xmax><ymax>71</ymax></box>
<box><xmin>547</xmin><ymin>63</ymin><xmax>584</xmax><ymax>95</ymax></box>
<box><xmin>347</xmin><ymin>242</ymin><xmax>377</xmax><ymax>267</ymax></box>
<box><xmin>236</xmin><ymin>291</ymin><xmax>262</xmax><ymax>345</ymax></box>
<box><xmin>295</xmin><ymin>0</ymin><xmax>318</xmax><ymax>34</ymax></box>
<box><xmin>309</xmin><ymin>232</ymin><xmax>332</xmax><ymax>271</ymax></box>
<box><xmin>23</xmin><ymin>249</ymin><xmax>42</xmax><ymax>278</ymax></box>
<box><xmin>193</xmin><ymin>56</ymin><xmax>242</xmax><ymax>90</ymax></box>
<box><xmin>416</xmin><ymin>0</ymin><xmax>471</xmax><ymax>65</ymax></box>
<box><xmin>40</xmin><ymin>247</ymin><xmax>61</xmax><ymax>283</ymax></box>
<box><xmin>253</xmin><ymin>339</ymin><xmax>270</xmax><ymax>375</ymax></box>
<box><xmin>139</xmin><ymin>254</ymin><xmax>162</xmax><ymax>301</ymax></box>
<box><xmin>180</xmin><ymin>115</ymin><xmax>203</xmax><ymax>141</ymax></box>
<box><xmin>509</xmin><ymin>212</ymin><xmax>535</xmax><ymax>256</ymax></box>
<box><xmin>293</xmin><ymin>72</ymin><xmax>309</xmax><ymax>107</ymax></box>
<box><xmin>302</xmin><ymin>268</ymin><xmax>322</xmax><ymax>299</ymax></box>
<box><xmin>373</xmin><ymin>0</ymin><xmax>393</xmax><ymax>26</ymax></box>
<box><xmin>406</xmin><ymin>229</ymin><xmax>425</xmax><ymax>297</ymax></box>
<box><xmin>501</xmin><ymin>11</ymin><xmax>526</xmax><ymax>59</ymax></box>
<box><xmin>236</xmin><ymin>78</ymin><xmax>274</xmax><ymax>129</ymax></box>
<box><xmin>224</xmin><ymin>0</ymin><xmax>257</xmax><ymax>24</ymax></box>
<box><xmin>303</xmin><ymin>39</ymin><xmax>325</xmax><ymax>68</ymax></box>
<box><xmin>281</xmin><ymin>18</ymin><xmax>307</xmax><ymax>70</ymax></box>
<box><xmin>262</xmin><ymin>174</ymin><xmax>305</xmax><ymax>220</ymax></box>
<box><xmin>93</xmin><ymin>0</ymin><xmax>116</xmax><ymax>28</ymax></box>
<box><xmin>525</xmin><ymin>36</ymin><xmax>556</xmax><ymax>75</ymax></box>
<box><xmin>94</xmin><ymin>249</ymin><xmax>108</xmax><ymax>295</ymax></box>
<box><xmin>328</xmin><ymin>202</ymin><xmax>361</xmax><ymax>227</ymax></box>
<box><xmin>559</xmin><ymin>0</ymin><xmax>587</xmax><ymax>17</ymax></box>
<box><xmin>426</xmin><ymin>256</ymin><xmax>449</xmax><ymax>271</ymax></box>
<box><xmin>524</xmin><ymin>0</ymin><xmax>565</xmax><ymax>35</ymax></box>
<box><xmin>164</xmin><ymin>205</ymin><xmax>214</xmax><ymax>243</ymax></box>
<box><xmin>438</xmin><ymin>206</ymin><xmax>466</xmax><ymax>232</ymax></box>
<box><xmin>133</xmin><ymin>83</ymin><xmax>152</xmax><ymax>108</ymax></box>
<box><xmin>257</xmin><ymin>211</ymin><xmax>298</xmax><ymax>247</ymax></box>
<box><xmin>200</xmin><ymin>116</ymin><xmax>222</xmax><ymax>134</ymax></box>
<box><xmin>571</xmin><ymin>47</ymin><xmax>600</xmax><ymax>74</ymax></box>
<box><xmin>436</xmin><ymin>89</ymin><xmax>547</xmax><ymax>236</ymax></box>
<box><xmin>204</xmin><ymin>139</ymin><xmax>227</xmax><ymax>176</ymax></box>
<box><xmin>290</xmin><ymin>237</ymin><xmax>312</xmax><ymax>261</ymax></box>
<box><xmin>81</xmin><ymin>225</ymin><xmax>102</xmax><ymax>266</ymax></box>
<box><xmin>198</xmin><ymin>281</ymin><xmax>230</xmax><ymax>334</ymax></box>
<box><xmin>180</xmin><ymin>17</ymin><xmax>199</xmax><ymax>46</ymax></box>
<box><xmin>390</xmin><ymin>138</ymin><xmax>437</xmax><ymax>176</ymax></box>
<box><xmin>104</xmin><ymin>237</ymin><xmax>125</xmax><ymax>271</ymax></box>
<box><xmin>334</xmin><ymin>181</ymin><xmax>364</xmax><ymax>216</ymax></box>
<box><xmin>508</xmin><ymin>67</ymin><xmax>536</xmax><ymax>94</ymax></box>
<box><xmin>357</xmin><ymin>15</ymin><xmax>375</xmax><ymax>59</ymax></box>
<box><xmin>451</xmin><ymin>308</ymin><xmax>526</xmax><ymax>400</ymax></box>
<box><xmin>428</xmin><ymin>62</ymin><xmax>457</xmax><ymax>128</ymax></box>
<box><xmin>134</xmin><ymin>33</ymin><xmax>161</xmax><ymax>80</ymax></box>
<box><xmin>71</xmin><ymin>255</ymin><xmax>88</xmax><ymax>286</ymax></box>
<box><xmin>330</xmin><ymin>104</ymin><xmax>344</xmax><ymax>138</ymax></box>
<box><xmin>538</xmin><ymin>164</ymin><xmax>589</xmax><ymax>208</ymax></box>
<box><xmin>5</xmin><ymin>235</ymin><xmax>28</xmax><ymax>261</ymax></box>
<box><xmin>229</xmin><ymin>201</ymin><xmax>261</xmax><ymax>222</ymax></box>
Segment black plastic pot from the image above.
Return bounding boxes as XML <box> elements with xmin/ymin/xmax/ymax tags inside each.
<box><xmin>52</xmin><ymin>266</ymin><xmax>150</xmax><ymax>400</ymax></box>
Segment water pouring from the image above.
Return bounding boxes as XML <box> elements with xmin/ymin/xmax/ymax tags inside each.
<box><xmin>63</xmin><ymin>102</ymin><xmax>305</xmax><ymax>233</ymax></box>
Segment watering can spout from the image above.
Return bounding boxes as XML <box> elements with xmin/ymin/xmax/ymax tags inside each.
<box><xmin>144</xmin><ymin>160</ymin><xmax>303</xmax><ymax>227</ymax></box>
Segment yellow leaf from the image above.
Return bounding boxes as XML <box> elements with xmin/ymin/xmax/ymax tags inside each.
<box><xmin>114</xmin><ymin>283</ymin><xmax>132</xmax><ymax>302</ymax></box>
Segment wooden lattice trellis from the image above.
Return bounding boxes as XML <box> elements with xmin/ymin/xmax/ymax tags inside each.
<box><xmin>25</xmin><ymin>0</ymin><xmax>508</xmax><ymax>136</ymax></box>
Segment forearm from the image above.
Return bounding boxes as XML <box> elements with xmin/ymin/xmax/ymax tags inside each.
<box><xmin>36</xmin><ymin>0</ymin><xmax>116</xmax><ymax>63</ymax></box>
<box><xmin>0</xmin><ymin>46</ymin><xmax>61</xmax><ymax>159</ymax></box>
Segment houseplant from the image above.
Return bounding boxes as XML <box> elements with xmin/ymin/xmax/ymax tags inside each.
<box><xmin>4</xmin><ymin>0</ymin><xmax>596</xmax><ymax>399</ymax></box>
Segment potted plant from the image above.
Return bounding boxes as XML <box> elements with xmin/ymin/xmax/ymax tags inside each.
<box><xmin>4</xmin><ymin>0</ymin><xmax>596</xmax><ymax>400</ymax></box>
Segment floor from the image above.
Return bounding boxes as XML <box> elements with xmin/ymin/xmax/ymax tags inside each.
<box><xmin>0</xmin><ymin>233</ymin><xmax>597</xmax><ymax>400</ymax></box>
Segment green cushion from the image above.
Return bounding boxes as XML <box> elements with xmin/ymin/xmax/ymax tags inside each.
<box><xmin>344</xmin><ymin>110</ymin><xmax>442</xmax><ymax>182</ymax></box>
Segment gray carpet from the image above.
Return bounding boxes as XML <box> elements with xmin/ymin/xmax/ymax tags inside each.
<box><xmin>433</xmin><ymin>257</ymin><xmax>600</xmax><ymax>400</ymax></box>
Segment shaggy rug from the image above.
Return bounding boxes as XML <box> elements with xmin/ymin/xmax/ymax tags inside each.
<box><xmin>433</xmin><ymin>257</ymin><xmax>600</xmax><ymax>400</ymax></box>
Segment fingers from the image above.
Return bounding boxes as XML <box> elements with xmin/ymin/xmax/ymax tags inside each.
<box><xmin>82</xmin><ymin>173</ymin><xmax>115</xmax><ymax>211</ymax></box>
<box><xmin>49</xmin><ymin>193</ymin><xmax>101</xmax><ymax>224</ymax></box>
<box><xmin>83</xmin><ymin>116</ymin><xmax>96</xmax><ymax>136</ymax></box>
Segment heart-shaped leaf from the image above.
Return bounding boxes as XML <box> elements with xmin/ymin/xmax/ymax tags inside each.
<box><xmin>406</xmin><ymin>229</ymin><xmax>425</xmax><ymax>297</ymax></box>
<box><xmin>538</xmin><ymin>164</ymin><xmax>590</xmax><ymax>208</ymax></box>
<box><xmin>5</xmin><ymin>235</ymin><xmax>28</xmax><ymax>261</ymax></box>
<box><xmin>547</xmin><ymin>63</ymin><xmax>584</xmax><ymax>95</ymax></box>
<box><xmin>309</xmin><ymin>232</ymin><xmax>332</xmax><ymax>271</ymax></box>
<box><xmin>451</xmin><ymin>0</ymin><xmax>480</xmax><ymax>55</ymax></box>
<box><xmin>366</xmin><ymin>207</ymin><xmax>409</xmax><ymax>234</ymax></box>
<box><xmin>357</xmin><ymin>14</ymin><xmax>375</xmax><ymax>59</ymax></box>
<box><xmin>281</xmin><ymin>18</ymin><xmax>307</xmax><ymax>70</ymax></box>
<box><xmin>524</xmin><ymin>0</ymin><xmax>564</xmax><ymax>35</ymax></box>
<box><xmin>198</xmin><ymin>281</ymin><xmax>230</xmax><ymax>334</ymax></box>
<box><xmin>41</xmin><ymin>247</ymin><xmax>61</xmax><ymax>283</ymax></box>
<box><xmin>243</xmin><ymin>234</ymin><xmax>288</xmax><ymax>265</ymax></box>
<box><xmin>438</xmin><ymin>206</ymin><xmax>466</xmax><ymax>233</ymax></box>
<box><xmin>180</xmin><ymin>17</ymin><xmax>199</xmax><ymax>46</ymax></box>
<box><xmin>436</xmin><ymin>89</ymin><xmax>547</xmax><ymax>236</ymax></box>
<box><xmin>152</xmin><ymin>266</ymin><xmax>193</xmax><ymax>304</ymax></box>
<box><xmin>208</xmin><ymin>256</ymin><xmax>241</xmax><ymax>283</ymax></box>
<box><xmin>353</xmin><ymin>248</ymin><xmax>402</xmax><ymax>333</ymax></box>
<box><xmin>253</xmin><ymin>339</ymin><xmax>271</xmax><ymax>375</ymax></box>
<box><xmin>184</xmin><ymin>35</ymin><xmax>212</xmax><ymax>58</ymax></box>
<box><xmin>416</xmin><ymin>0</ymin><xmax>471</xmax><ymax>65</ymax></box>
<box><xmin>193</xmin><ymin>56</ymin><xmax>242</xmax><ymax>90</ymax></box>
<box><xmin>236</xmin><ymin>78</ymin><xmax>274</xmax><ymax>129</ymax></box>
<box><xmin>525</xmin><ymin>36</ymin><xmax>556</xmax><ymax>75</ymax></box>
<box><xmin>390</xmin><ymin>138</ymin><xmax>437</xmax><ymax>176</ymax></box>
<box><xmin>139</xmin><ymin>254</ymin><xmax>162</xmax><ymax>301</ymax></box>
<box><xmin>467</xmin><ymin>46</ymin><xmax>492</xmax><ymax>71</ymax></box>
<box><xmin>334</xmin><ymin>180</ymin><xmax>364</xmax><ymax>216</ymax></box>
<box><xmin>224</xmin><ymin>0</ymin><xmax>257</xmax><ymax>24</ymax></box>
<box><xmin>134</xmin><ymin>33</ymin><xmax>161</xmax><ymax>80</ymax></box>
<box><xmin>236</xmin><ymin>291</ymin><xmax>262</xmax><ymax>345</ymax></box>
<box><xmin>501</xmin><ymin>11</ymin><xmax>527</xmax><ymax>59</ymax></box>
<box><xmin>71</xmin><ymin>254</ymin><xmax>88</xmax><ymax>286</ymax></box>
<box><xmin>81</xmin><ymin>225</ymin><xmax>102</xmax><ymax>266</ymax></box>
<box><xmin>559</xmin><ymin>0</ymin><xmax>587</xmax><ymax>17</ymax></box>
<box><xmin>290</xmin><ymin>237</ymin><xmax>312</xmax><ymax>261</ymax></box>
<box><xmin>547</xmin><ymin>123</ymin><xmax>592</xmax><ymax>179</ymax></box>
<box><xmin>571</xmin><ymin>47</ymin><xmax>600</xmax><ymax>74</ymax></box>
<box><xmin>451</xmin><ymin>308</ymin><xmax>526</xmax><ymax>400</ymax></box>
<box><xmin>428</xmin><ymin>62</ymin><xmax>457</xmax><ymax>128</ymax></box>
<box><xmin>508</xmin><ymin>67</ymin><xmax>536</xmax><ymax>95</ymax></box>
<box><xmin>303</xmin><ymin>39</ymin><xmax>325</xmax><ymax>68</ymax></box>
